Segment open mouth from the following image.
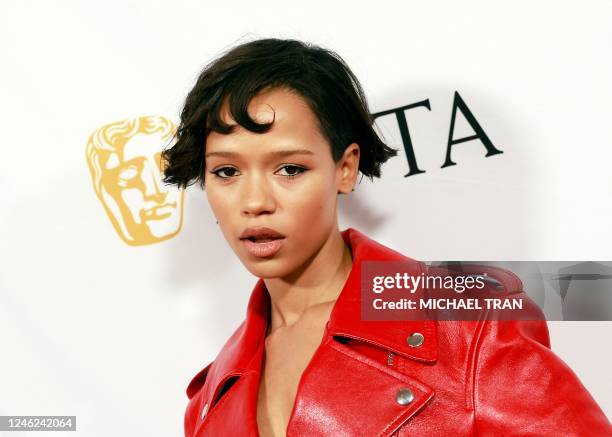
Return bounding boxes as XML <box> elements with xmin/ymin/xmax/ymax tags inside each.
<box><xmin>241</xmin><ymin>236</ymin><xmax>285</xmax><ymax>257</ymax></box>
<box><xmin>244</xmin><ymin>237</ymin><xmax>283</xmax><ymax>243</ymax></box>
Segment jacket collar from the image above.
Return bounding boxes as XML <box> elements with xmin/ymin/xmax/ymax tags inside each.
<box><xmin>326</xmin><ymin>227</ymin><xmax>437</xmax><ymax>363</ymax></box>
<box><xmin>187</xmin><ymin>227</ymin><xmax>438</xmax><ymax>436</ymax></box>
<box><xmin>217</xmin><ymin>227</ymin><xmax>437</xmax><ymax>380</ymax></box>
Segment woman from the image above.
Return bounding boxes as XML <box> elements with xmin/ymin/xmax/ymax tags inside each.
<box><xmin>161</xmin><ymin>38</ymin><xmax>611</xmax><ymax>436</ymax></box>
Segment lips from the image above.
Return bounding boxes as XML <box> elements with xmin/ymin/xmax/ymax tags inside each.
<box><xmin>239</xmin><ymin>227</ymin><xmax>285</xmax><ymax>257</ymax></box>
<box><xmin>245</xmin><ymin>237</ymin><xmax>277</xmax><ymax>242</ymax></box>
<box><xmin>239</xmin><ymin>226</ymin><xmax>285</xmax><ymax>241</ymax></box>
<box><xmin>142</xmin><ymin>202</ymin><xmax>177</xmax><ymax>219</ymax></box>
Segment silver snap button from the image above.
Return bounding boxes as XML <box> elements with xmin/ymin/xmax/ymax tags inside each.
<box><xmin>201</xmin><ymin>402</ymin><xmax>209</xmax><ymax>420</ymax></box>
<box><xmin>407</xmin><ymin>332</ymin><xmax>425</xmax><ymax>347</ymax></box>
<box><xmin>396</xmin><ymin>388</ymin><xmax>414</xmax><ymax>405</ymax></box>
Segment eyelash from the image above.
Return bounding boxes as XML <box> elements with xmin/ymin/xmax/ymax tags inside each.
<box><xmin>209</xmin><ymin>164</ymin><xmax>308</xmax><ymax>180</ymax></box>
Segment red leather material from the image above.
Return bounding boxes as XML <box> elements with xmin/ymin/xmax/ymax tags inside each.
<box><xmin>184</xmin><ymin>227</ymin><xmax>612</xmax><ymax>436</ymax></box>
<box><xmin>287</xmin><ymin>336</ymin><xmax>435</xmax><ymax>436</ymax></box>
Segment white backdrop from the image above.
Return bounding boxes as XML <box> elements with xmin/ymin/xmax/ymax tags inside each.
<box><xmin>1</xmin><ymin>1</ymin><xmax>611</xmax><ymax>435</ymax></box>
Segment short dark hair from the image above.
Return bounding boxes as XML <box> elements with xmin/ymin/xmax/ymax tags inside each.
<box><xmin>161</xmin><ymin>37</ymin><xmax>398</xmax><ymax>190</ymax></box>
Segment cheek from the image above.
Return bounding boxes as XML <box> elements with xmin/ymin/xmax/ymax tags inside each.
<box><xmin>286</xmin><ymin>177</ymin><xmax>335</xmax><ymax>220</ymax></box>
<box><xmin>205</xmin><ymin>188</ymin><xmax>231</xmax><ymax>218</ymax></box>
<box><xmin>121</xmin><ymin>188</ymin><xmax>144</xmax><ymax>207</ymax></box>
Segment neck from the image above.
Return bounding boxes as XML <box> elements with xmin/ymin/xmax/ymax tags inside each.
<box><xmin>263</xmin><ymin>228</ymin><xmax>353</xmax><ymax>333</ymax></box>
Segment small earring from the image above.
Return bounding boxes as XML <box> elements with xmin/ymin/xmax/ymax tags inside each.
<box><xmin>215</xmin><ymin>220</ymin><xmax>219</xmax><ymax>224</ymax></box>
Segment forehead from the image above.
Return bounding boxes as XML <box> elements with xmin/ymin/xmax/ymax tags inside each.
<box><xmin>123</xmin><ymin>132</ymin><xmax>163</xmax><ymax>161</ymax></box>
<box><xmin>206</xmin><ymin>87</ymin><xmax>329</xmax><ymax>156</ymax></box>
<box><xmin>103</xmin><ymin>132</ymin><xmax>163</xmax><ymax>170</ymax></box>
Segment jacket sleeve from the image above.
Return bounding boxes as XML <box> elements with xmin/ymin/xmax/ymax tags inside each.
<box><xmin>472</xmin><ymin>312</ymin><xmax>612</xmax><ymax>436</ymax></box>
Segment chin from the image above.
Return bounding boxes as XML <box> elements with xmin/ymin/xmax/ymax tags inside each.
<box><xmin>242</xmin><ymin>258</ymin><xmax>292</xmax><ymax>279</ymax></box>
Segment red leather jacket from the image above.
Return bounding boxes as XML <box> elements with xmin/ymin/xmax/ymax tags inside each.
<box><xmin>184</xmin><ymin>227</ymin><xmax>612</xmax><ymax>436</ymax></box>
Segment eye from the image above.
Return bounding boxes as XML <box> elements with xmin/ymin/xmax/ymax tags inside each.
<box><xmin>210</xmin><ymin>166</ymin><xmax>240</xmax><ymax>179</ymax></box>
<box><xmin>117</xmin><ymin>167</ymin><xmax>139</xmax><ymax>187</ymax></box>
<box><xmin>119</xmin><ymin>167</ymin><xmax>138</xmax><ymax>180</ymax></box>
<box><xmin>210</xmin><ymin>165</ymin><xmax>307</xmax><ymax>180</ymax></box>
<box><xmin>277</xmin><ymin>165</ymin><xmax>307</xmax><ymax>178</ymax></box>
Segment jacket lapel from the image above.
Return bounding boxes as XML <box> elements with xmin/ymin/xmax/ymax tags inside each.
<box><xmin>190</xmin><ymin>227</ymin><xmax>437</xmax><ymax>436</ymax></box>
<box><xmin>190</xmin><ymin>280</ymin><xmax>270</xmax><ymax>436</ymax></box>
<box><xmin>326</xmin><ymin>228</ymin><xmax>437</xmax><ymax>363</ymax></box>
<box><xmin>286</xmin><ymin>335</ymin><xmax>435</xmax><ymax>436</ymax></box>
<box><xmin>286</xmin><ymin>228</ymin><xmax>437</xmax><ymax>436</ymax></box>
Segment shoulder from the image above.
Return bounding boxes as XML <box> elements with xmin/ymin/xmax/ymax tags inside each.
<box><xmin>423</xmin><ymin>262</ymin><xmax>549</xmax><ymax>345</ymax></box>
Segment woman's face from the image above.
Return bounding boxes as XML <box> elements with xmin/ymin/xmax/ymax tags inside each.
<box><xmin>204</xmin><ymin>86</ymin><xmax>359</xmax><ymax>279</ymax></box>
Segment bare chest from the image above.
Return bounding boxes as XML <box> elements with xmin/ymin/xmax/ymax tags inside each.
<box><xmin>256</xmin><ymin>317</ymin><xmax>329</xmax><ymax>437</ymax></box>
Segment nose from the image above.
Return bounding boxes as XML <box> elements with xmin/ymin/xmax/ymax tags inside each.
<box><xmin>142</xmin><ymin>159</ymin><xmax>166</xmax><ymax>201</ymax></box>
<box><xmin>241</xmin><ymin>172</ymin><xmax>276</xmax><ymax>217</ymax></box>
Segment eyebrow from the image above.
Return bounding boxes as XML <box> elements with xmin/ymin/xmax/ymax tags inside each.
<box><xmin>205</xmin><ymin>149</ymin><xmax>315</xmax><ymax>159</ymax></box>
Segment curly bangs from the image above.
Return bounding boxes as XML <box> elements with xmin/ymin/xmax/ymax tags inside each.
<box><xmin>161</xmin><ymin>37</ymin><xmax>398</xmax><ymax>190</ymax></box>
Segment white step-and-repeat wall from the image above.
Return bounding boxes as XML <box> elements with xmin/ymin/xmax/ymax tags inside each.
<box><xmin>2</xmin><ymin>1</ymin><xmax>611</xmax><ymax>435</ymax></box>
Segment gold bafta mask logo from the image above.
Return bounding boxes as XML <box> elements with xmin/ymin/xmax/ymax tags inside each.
<box><xmin>86</xmin><ymin>116</ymin><xmax>185</xmax><ymax>246</ymax></box>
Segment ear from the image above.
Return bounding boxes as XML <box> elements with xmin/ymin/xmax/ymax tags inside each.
<box><xmin>336</xmin><ymin>143</ymin><xmax>360</xmax><ymax>194</ymax></box>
